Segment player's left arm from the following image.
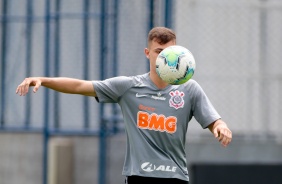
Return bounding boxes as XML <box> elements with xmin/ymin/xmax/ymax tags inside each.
<box><xmin>207</xmin><ymin>119</ymin><xmax>232</xmax><ymax>147</ymax></box>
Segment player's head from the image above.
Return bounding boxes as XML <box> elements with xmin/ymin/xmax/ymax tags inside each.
<box><xmin>145</xmin><ymin>27</ymin><xmax>176</xmax><ymax>60</ymax></box>
<box><xmin>147</xmin><ymin>27</ymin><xmax>176</xmax><ymax>49</ymax></box>
<box><xmin>145</xmin><ymin>27</ymin><xmax>176</xmax><ymax>77</ymax></box>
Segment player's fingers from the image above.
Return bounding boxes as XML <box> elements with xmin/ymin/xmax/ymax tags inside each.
<box><xmin>15</xmin><ymin>86</ymin><xmax>20</xmax><ymax>94</ymax></box>
<box><xmin>16</xmin><ymin>78</ymin><xmax>31</xmax><ymax>96</ymax></box>
<box><xmin>220</xmin><ymin>131</ymin><xmax>228</xmax><ymax>146</ymax></box>
<box><xmin>213</xmin><ymin>128</ymin><xmax>219</xmax><ymax>138</ymax></box>
<box><xmin>213</xmin><ymin>124</ymin><xmax>232</xmax><ymax>147</ymax></box>
<box><xmin>217</xmin><ymin>129</ymin><xmax>227</xmax><ymax>143</ymax></box>
<box><xmin>217</xmin><ymin>129</ymin><xmax>225</xmax><ymax>142</ymax></box>
<box><xmin>226</xmin><ymin>131</ymin><xmax>232</xmax><ymax>146</ymax></box>
<box><xmin>33</xmin><ymin>82</ymin><xmax>41</xmax><ymax>93</ymax></box>
<box><xmin>23</xmin><ymin>79</ymin><xmax>31</xmax><ymax>95</ymax></box>
<box><xmin>221</xmin><ymin>130</ymin><xmax>232</xmax><ymax>147</ymax></box>
<box><xmin>16</xmin><ymin>81</ymin><xmax>25</xmax><ymax>96</ymax></box>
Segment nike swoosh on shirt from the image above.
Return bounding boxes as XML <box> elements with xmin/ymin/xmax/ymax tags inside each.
<box><xmin>136</xmin><ymin>93</ymin><xmax>148</xmax><ymax>98</ymax></box>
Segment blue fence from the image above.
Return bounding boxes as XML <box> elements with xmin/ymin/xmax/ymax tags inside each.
<box><xmin>0</xmin><ymin>1</ymin><xmax>173</xmax><ymax>184</ymax></box>
<box><xmin>2</xmin><ymin>1</ymin><xmax>282</xmax><ymax>184</ymax></box>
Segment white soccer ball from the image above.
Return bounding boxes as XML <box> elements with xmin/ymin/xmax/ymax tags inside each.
<box><xmin>156</xmin><ymin>45</ymin><xmax>196</xmax><ymax>85</ymax></box>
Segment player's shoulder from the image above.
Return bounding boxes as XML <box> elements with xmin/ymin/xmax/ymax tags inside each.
<box><xmin>183</xmin><ymin>79</ymin><xmax>199</xmax><ymax>87</ymax></box>
<box><xmin>127</xmin><ymin>73</ymin><xmax>148</xmax><ymax>79</ymax></box>
<box><xmin>128</xmin><ymin>73</ymin><xmax>150</xmax><ymax>86</ymax></box>
<box><xmin>108</xmin><ymin>73</ymin><xmax>148</xmax><ymax>86</ymax></box>
<box><xmin>182</xmin><ymin>79</ymin><xmax>203</xmax><ymax>93</ymax></box>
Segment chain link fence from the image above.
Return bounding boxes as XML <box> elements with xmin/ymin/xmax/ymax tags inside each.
<box><xmin>1</xmin><ymin>0</ymin><xmax>282</xmax><ymax>184</ymax></box>
<box><xmin>173</xmin><ymin>0</ymin><xmax>282</xmax><ymax>140</ymax></box>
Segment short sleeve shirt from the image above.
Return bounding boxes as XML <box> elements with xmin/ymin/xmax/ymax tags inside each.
<box><xmin>92</xmin><ymin>73</ymin><xmax>220</xmax><ymax>181</ymax></box>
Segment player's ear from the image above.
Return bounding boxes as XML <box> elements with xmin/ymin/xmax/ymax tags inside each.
<box><xmin>144</xmin><ymin>48</ymin><xmax>149</xmax><ymax>59</ymax></box>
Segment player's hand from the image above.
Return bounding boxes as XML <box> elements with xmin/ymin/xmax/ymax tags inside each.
<box><xmin>16</xmin><ymin>77</ymin><xmax>42</xmax><ymax>96</ymax></box>
<box><xmin>210</xmin><ymin>120</ymin><xmax>232</xmax><ymax>147</ymax></box>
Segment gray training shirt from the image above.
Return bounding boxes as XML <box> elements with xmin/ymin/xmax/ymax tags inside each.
<box><xmin>92</xmin><ymin>73</ymin><xmax>220</xmax><ymax>181</ymax></box>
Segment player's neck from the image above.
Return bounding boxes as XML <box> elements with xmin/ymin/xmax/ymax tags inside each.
<box><xmin>149</xmin><ymin>72</ymin><xmax>168</xmax><ymax>89</ymax></box>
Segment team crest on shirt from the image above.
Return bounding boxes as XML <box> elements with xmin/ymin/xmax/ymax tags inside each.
<box><xmin>169</xmin><ymin>90</ymin><xmax>185</xmax><ymax>109</ymax></box>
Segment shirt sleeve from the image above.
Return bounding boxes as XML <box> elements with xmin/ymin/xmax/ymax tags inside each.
<box><xmin>187</xmin><ymin>80</ymin><xmax>221</xmax><ymax>129</ymax></box>
<box><xmin>92</xmin><ymin>76</ymin><xmax>134</xmax><ymax>103</ymax></box>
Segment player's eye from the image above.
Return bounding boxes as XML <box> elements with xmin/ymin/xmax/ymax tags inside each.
<box><xmin>155</xmin><ymin>49</ymin><xmax>162</xmax><ymax>54</ymax></box>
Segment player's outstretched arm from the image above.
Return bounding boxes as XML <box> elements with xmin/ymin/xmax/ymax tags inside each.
<box><xmin>208</xmin><ymin>119</ymin><xmax>232</xmax><ymax>147</ymax></box>
<box><xmin>16</xmin><ymin>77</ymin><xmax>96</xmax><ymax>97</ymax></box>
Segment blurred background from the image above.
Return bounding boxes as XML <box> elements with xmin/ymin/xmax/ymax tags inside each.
<box><xmin>0</xmin><ymin>0</ymin><xmax>282</xmax><ymax>184</ymax></box>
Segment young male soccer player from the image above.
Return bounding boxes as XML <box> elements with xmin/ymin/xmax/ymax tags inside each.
<box><xmin>16</xmin><ymin>27</ymin><xmax>232</xmax><ymax>184</ymax></box>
